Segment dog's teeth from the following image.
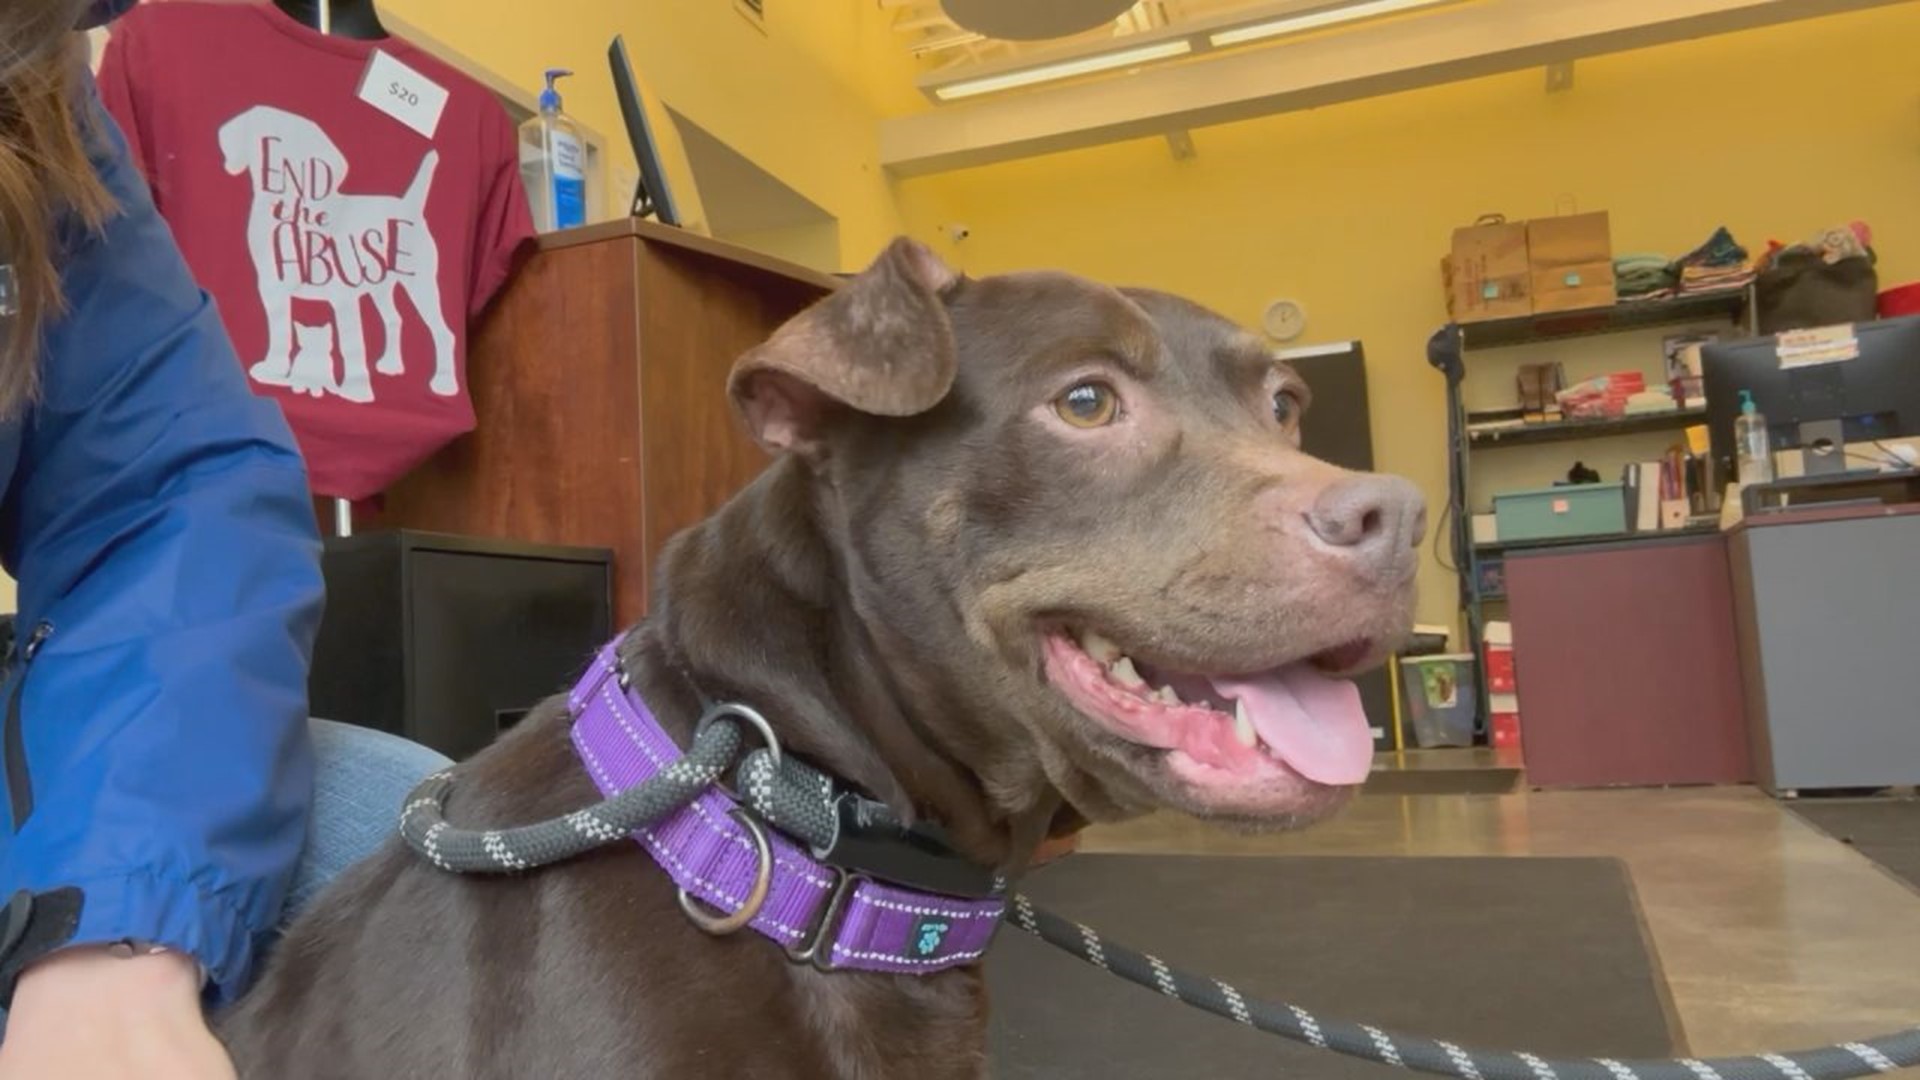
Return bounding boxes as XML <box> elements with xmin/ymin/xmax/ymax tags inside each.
<box><xmin>1234</xmin><ymin>699</ymin><xmax>1258</xmax><ymax>749</ymax></box>
<box><xmin>1109</xmin><ymin>656</ymin><xmax>1146</xmax><ymax>688</ymax></box>
<box><xmin>1151</xmin><ymin>685</ymin><xmax>1181</xmax><ymax>706</ymax></box>
<box><xmin>1079</xmin><ymin>630</ymin><xmax>1123</xmax><ymax>664</ymax></box>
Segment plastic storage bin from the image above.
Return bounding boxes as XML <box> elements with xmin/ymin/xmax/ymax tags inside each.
<box><xmin>1493</xmin><ymin>483</ymin><xmax>1627</xmax><ymax>543</ymax></box>
<box><xmin>1399</xmin><ymin>654</ymin><xmax>1479</xmax><ymax>749</ymax></box>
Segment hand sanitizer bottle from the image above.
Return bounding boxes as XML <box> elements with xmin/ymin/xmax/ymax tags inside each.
<box><xmin>1735</xmin><ymin>389</ymin><xmax>1774</xmax><ymax>485</ymax></box>
<box><xmin>519</xmin><ymin>69</ymin><xmax>587</xmax><ymax>233</ymax></box>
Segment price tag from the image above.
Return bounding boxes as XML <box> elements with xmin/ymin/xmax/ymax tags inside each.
<box><xmin>1776</xmin><ymin>324</ymin><xmax>1860</xmax><ymax>369</ymax></box>
<box><xmin>356</xmin><ymin>49</ymin><xmax>448</xmax><ymax>140</ymax></box>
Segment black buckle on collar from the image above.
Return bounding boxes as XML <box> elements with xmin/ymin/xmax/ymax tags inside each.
<box><xmin>810</xmin><ymin>792</ymin><xmax>1004</xmax><ymax>902</ymax></box>
<box><xmin>786</xmin><ymin>867</ymin><xmax>865</xmax><ymax>971</ymax></box>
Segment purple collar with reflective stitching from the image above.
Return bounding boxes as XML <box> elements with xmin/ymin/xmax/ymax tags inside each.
<box><xmin>567</xmin><ymin>641</ymin><xmax>1005</xmax><ymax>975</ymax></box>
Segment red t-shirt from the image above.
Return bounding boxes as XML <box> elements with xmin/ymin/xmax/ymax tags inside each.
<box><xmin>98</xmin><ymin>1</ymin><xmax>534</xmax><ymax>500</ymax></box>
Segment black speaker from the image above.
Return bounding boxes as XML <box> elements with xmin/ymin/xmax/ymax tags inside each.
<box><xmin>310</xmin><ymin>530</ymin><xmax>614</xmax><ymax>760</ymax></box>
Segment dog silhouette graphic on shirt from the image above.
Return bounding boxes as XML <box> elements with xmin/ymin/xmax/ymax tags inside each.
<box><xmin>218</xmin><ymin>105</ymin><xmax>456</xmax><ymax>403</ymax></box>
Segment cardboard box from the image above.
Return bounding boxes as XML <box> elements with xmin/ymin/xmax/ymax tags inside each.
<box><xmin>1490</xmin><ymin>711</ymin><xmax>1523</xmax><ymax>749</ymax></box>
<box><xmin>1483</xmin><ymin>622</ymin><xmax>1519</xmax><ymax>695</ymax></box>
<box><xmin>1448</xmin><ymin>217</ymin><xmax>1532</xmax><ymax>323</ymax></box>
<box><xmin>1470</xmin><ymin>513</ymin><xmax>1499</xmax><ymax>546</ymax></box>
<box><xmin>1528</xmin><ymin>212</ymin><xmax>1616</xmax><ymax>313</ymax></box>
<box><xmin>1485</xmin><ymin>650</ymin><xmax>1516</xmax><ymax>694</ymax></box>
<box><xmin>1516</xmin><ymin>362</ymin><xmax>1566</xmax><ymax>422</ymax></box>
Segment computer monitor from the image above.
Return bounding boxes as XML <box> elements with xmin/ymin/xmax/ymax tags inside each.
<box><xmin>608</xmin><ymin>35</ymin><xmax>679</xmax><ymax>227</ymax></box>
<box><xmin>1701</xmin><ymin>314</ymin><xmax>1920</xmax><ymax>489</ymax></box>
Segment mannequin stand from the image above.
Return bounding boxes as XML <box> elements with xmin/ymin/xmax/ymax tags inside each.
<box><xmin>274</xmin><ymin>0</ymin><xmax>386</xmax><ymax>40</ymax></box>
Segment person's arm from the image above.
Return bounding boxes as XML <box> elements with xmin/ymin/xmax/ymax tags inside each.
<box><xmin>93</xmin><ymin>9</ymin><xmax>153</xmax><ymax>184</ymax></box>
<box><xmin>0</xmin><ymin>69</ymin><xmax>323</xmax><ymax>1020</ymax></box>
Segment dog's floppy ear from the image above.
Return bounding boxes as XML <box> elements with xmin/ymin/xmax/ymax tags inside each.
<box><xmin>728</xmin><ymin>237</ymin><xmax>959</xmax><ymax>456</ymax></box>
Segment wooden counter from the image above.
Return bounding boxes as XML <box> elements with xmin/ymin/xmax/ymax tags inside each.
<box><xmin>376</xmin><ymin>220</ymin><xmax>838</xmax><ymax>624</ymax></box>
<box><xmin>1504</xmin><ymin>530</ymin><xmax>1752</xmax><ymax>789</ymax></box>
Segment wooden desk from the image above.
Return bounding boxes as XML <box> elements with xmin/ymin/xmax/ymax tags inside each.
<box><xmin>1504</xmin><ymin>531</ymin><xmax>1752</xmax><ymax>789</ymax></box>
<box><xmin>376</xmin><ymin>220</ymin><xmax>838</xmax><ymax>624</ymax></box>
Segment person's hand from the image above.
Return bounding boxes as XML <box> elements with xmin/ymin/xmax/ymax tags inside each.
<box><xmin>0</xmin><ymin>945</ymin><xmax>236</xmax><ymax>1079</ymax></box>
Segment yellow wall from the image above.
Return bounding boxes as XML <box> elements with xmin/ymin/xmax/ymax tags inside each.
<box><xmin>29</xmin><ymin>4</ymin><xmax>1910</xmax><ymax>636</ymax></box>
<box><xmin>894</xmin><ymin>3</ymin><xmax>1920</xmax><ymax>633</ymax></box>
<box><xmin>381</xmin><ymin>0</ymin><xmax>915</xmax><ymax>270</ymax></box>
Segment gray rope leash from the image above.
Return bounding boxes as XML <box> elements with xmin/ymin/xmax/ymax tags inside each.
<box><xmin>399</xmin><ymin>718</ymin><xmax>841</xmax><ymax>872</ymax></box>
<box><xmin>399</xmin><ymin>721</ymin><xmax>1918</xmax><ymax>1079</ymax></box>
<box><xmin>1003</xmin><ymin>894</ymin><xmax>1918</xmax><ymax>1079</ymax></box>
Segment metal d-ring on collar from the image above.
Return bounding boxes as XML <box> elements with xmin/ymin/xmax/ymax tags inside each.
<box><xmin>674</xmin><ymin>701</ymin><xmax>783</xmax><ymax>936</ymax></box>
<box><xmin>677</xmin><ymin>808</ymin><xmax>775</xmax><ymax>935</ymax></box>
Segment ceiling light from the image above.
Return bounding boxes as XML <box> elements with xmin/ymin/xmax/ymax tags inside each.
<box><xmin>1209</xmin><ymin>0</ymin><xmax>1451</xmax><ymax>48</ymax></box>
<box><xmin>932</xmin><ymin>39</ymin><xmax>1193</xmax><ymax>101</ymax></box>
<box><xmin>911</xmin><ymin>30</ymin><xmax>986</xmax><ymax>57</ymax></box>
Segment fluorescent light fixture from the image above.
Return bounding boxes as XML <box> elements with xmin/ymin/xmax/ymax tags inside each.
<box><xmin>933</xmin><ymin>39</ymin><xmax>1194</xmax><ymax>101</ymax></box>
<box><xmin>912</xmin><ymin>30</ymin><xmax>986</xmax><ymax>57</ymax></box>
<box><xmin>1209</xmin><ymin>0</ymin><xmax>1451</xmax><ymax>47</ymax></box>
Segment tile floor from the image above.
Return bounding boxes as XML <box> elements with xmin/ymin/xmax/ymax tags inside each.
<box><xmin>1083</xmin><ymin>786</ymin><xmax>1920</xmax><ymax>1058</ymax></box>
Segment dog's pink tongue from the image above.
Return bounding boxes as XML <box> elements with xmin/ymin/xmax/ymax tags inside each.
<box><xmin>1213</xmin><ymin>667</ymin><xmax>1373</xmax><ymax>786</ymax></box>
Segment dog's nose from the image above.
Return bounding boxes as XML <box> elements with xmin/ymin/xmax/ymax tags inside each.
<box><xmin>1305</xmin><ymin>475</ymin><xmax>1427</xmax><ymax>576</ymax></box>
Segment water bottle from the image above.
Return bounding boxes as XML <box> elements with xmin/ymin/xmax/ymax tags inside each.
<box><xmin>1734</xmin><ymin>389</ymin><xmax>1774</xmax><ymax>485</ymax></box>
<box><xmin>519</xmin><ymin>69</ymin><xmax>587</xmax><ymax>233</ymax></box>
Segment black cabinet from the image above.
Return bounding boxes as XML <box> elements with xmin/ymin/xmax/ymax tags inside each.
<box><xmin>310</xmin><ymin>530</ymin><xmax>614</xmax><ymax>760</ymax></box>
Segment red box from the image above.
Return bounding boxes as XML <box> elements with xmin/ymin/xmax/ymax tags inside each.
<box><xmin>1490</xmin><ymin>712</ymin><xmax>1523</xmax><ymax>749</ymax></box>
<box><xmin>1484</xmin><ymin>645</ymin><xmax>1517</xmax><ymax>694</ymax></box>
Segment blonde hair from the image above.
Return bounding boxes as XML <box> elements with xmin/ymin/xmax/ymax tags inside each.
<box><xmin>1</xmin><ymin>0</ymin><xmax>118</xmax><ymax>418</ymax></box>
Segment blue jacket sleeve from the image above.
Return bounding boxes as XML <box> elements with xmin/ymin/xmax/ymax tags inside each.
<box><xmin>0</xmin><ymin>77</ymin><xmax>324</xmax><ymax>1002</ymax></box>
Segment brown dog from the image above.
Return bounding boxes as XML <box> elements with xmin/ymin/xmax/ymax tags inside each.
<box><xmin>217</xmin><ymin>238</ymin><xmax>1424</xmax><ymax>1078</ymax></box>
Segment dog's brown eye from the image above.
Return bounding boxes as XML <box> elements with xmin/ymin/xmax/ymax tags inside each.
<box><xmin>1272</xmin><ymin>389</ymin><xmax>1304</xmax><ymax>427</ymax></box>
<box><xmin>1055</xmin><ymin>382</ymin><xmax>1119</xmax><ymax>428</ymax></box>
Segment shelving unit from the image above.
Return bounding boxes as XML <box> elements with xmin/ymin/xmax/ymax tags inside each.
<box><xmin>1458</xmin><ymin>289</ymin><xmax>1755</xmax><ymax>349</ymax></box>
<box><xmin>1441</xmin><ymin>286</ymin><xmax>1758</xmax><ymax>724</ymax></box>
<box><xmin>1468</xmin><ymin>406</ymin><xmax>1708</xmax><ymax>448</ymax></box>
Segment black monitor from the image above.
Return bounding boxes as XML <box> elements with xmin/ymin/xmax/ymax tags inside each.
<box><xmin>608</xmin><ymin>35</ymin><xmax>679</xmax><ymax>227</ymax></box>
<box><xmin>1701</xmin><ymin>314</ymin><xmax>1920</xmax><ymax>489</ymax></box>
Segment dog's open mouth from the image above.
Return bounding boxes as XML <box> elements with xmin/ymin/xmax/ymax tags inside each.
<box><xmin>1041</xmin><ymin>628</ymin><xmax>1376</xmax><ymax>792</ymax></box>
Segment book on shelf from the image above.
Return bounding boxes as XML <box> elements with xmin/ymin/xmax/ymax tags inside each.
<box><xmin>1623</xmin><ymin>444</ymin><xmax>1722</xmax><ymax>532</ymax></box>
<box><xmin>1623</xmin><ymin>460</ymin><xmax>1663</xmax><ymax>532</ymax></box>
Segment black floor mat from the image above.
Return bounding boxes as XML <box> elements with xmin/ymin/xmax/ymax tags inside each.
<box><xmin>988</xmin><ymin>854</ymin><xmax>1682</xmax><ymax>1078</ymax></box>
<box><xmin>1789</xmin><ymin>799</ymin><xmax>1920</xmax><ymax>892</ymax></box>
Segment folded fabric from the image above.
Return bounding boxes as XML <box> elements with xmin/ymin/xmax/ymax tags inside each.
<box><xmin>1616</xmin><ymin>252</ymin><xmax>1679</xmax><ymax>300</ymax></box>
<box><xmin>1678</xmin><ymin>267</ymin><xmax>1756</xmax><ymax>295</ymax></box>
<box><xmin>1673</xmin><ymin>226</ymin><xmax>1750</xmax><ymax>271</ymax></box>
<box><xmin>1615</xmin><ymin>253</ymin><xmax>1670</xmax><ymax>272</ymax></box>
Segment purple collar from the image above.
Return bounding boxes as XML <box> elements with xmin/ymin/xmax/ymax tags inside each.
<box><xmin>567</xmin><ymin>643</ymin><xmax>1006</xmax><ymax>975</ymax></box>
